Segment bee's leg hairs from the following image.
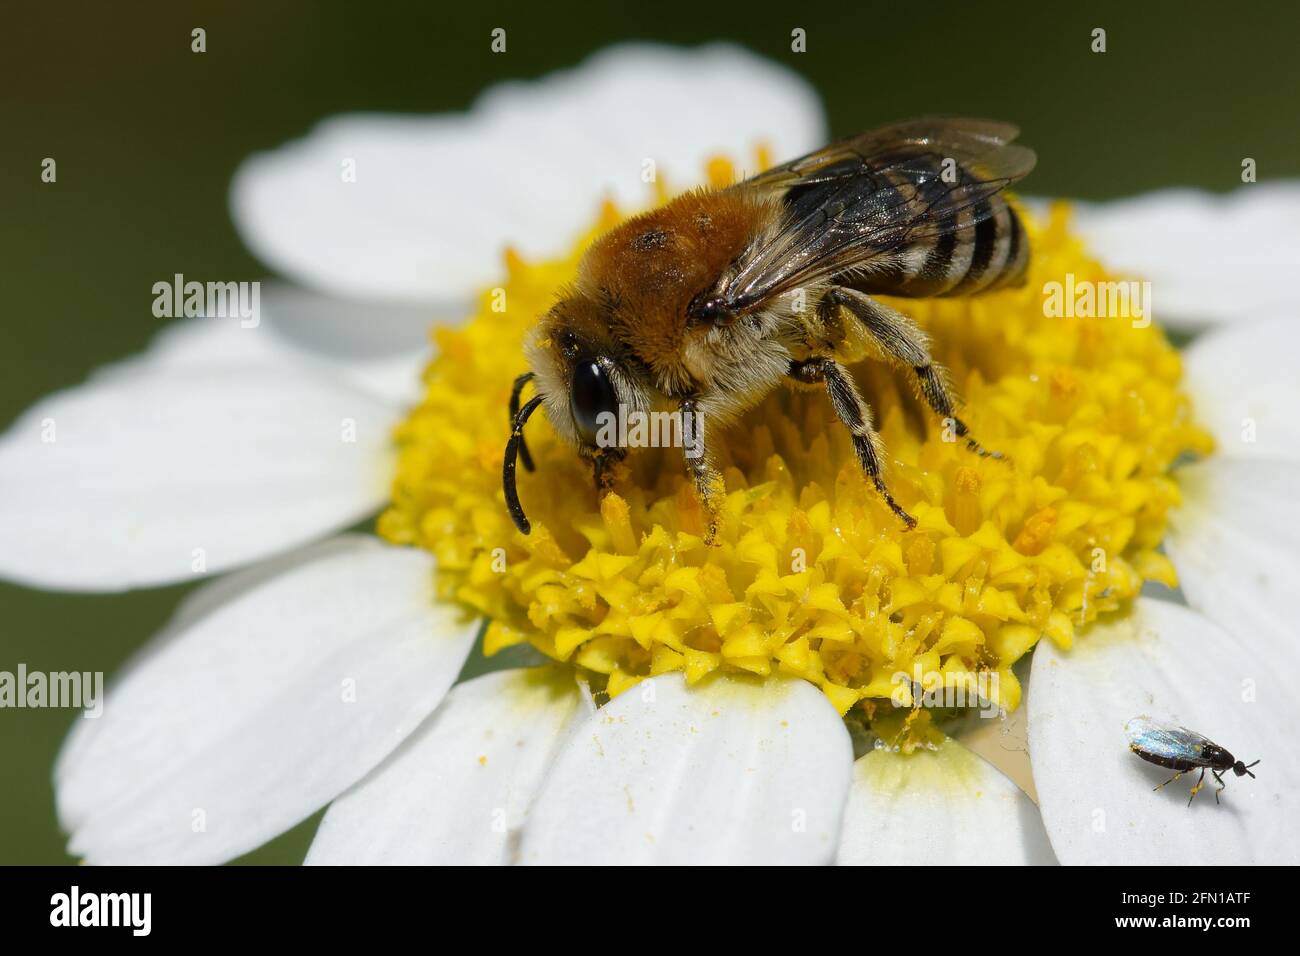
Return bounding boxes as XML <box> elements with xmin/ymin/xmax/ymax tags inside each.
<box><xmin>786</xmin><ymin>356</ymin><xmax>916</xmax><ymax>530</ymax></box>
<box><xmin>678</xmin><ymin>397</ymin><xmax>720</xmax><ymax>544</ymax></box>
<box><xmin>819</xmin><ymin>286</ymin><xmax>1004</xmax><ymax>460</ymax></box>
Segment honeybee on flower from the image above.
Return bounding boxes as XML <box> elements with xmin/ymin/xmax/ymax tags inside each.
<box><xmin>2</xmin><ymin>45</ymin><xmax>1297</xmax><ymax>866</ymax></box>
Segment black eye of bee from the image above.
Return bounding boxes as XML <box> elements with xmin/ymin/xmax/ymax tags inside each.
<box><xmin>570</xmin><ymin>360</ymin><xmax>619</xmax><ymax>446</ymax></box>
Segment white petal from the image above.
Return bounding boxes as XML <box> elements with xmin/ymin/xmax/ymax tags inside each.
<box><xmin>1167</xmin><ymin>459</ymin><xmax>1300</xmax><ymax>667</ymax></box>
<box><xmin>1170</xmin><ymin>321</ymin><xmax>1300</xmax><ymax>665</ymax></box>
<box><xmin>252</xmin><ymin>285</ymin><xmax>436</xmax><ymax>406</ymax></box>
<box><xmin>231</xmin><ymin>43</ymin><xmax>824</xmax><ymax>303</ymax></box>
<box><xmin>1069</xmin><ymin>184</ymin><xmax>1300</xmax><ymax>329</ymax></box>
<box><xmin>517</xmin><ymin>673</ymin><xmax>852</xmax><ymax>865</ymax></box>
<box><xmin>836</xmin><ymin>739</ymin><xmax>1055</xmax><ymax>865</ymax></box>
<box><xmin>306</xmin><ymin>668</ymin><xmax>584</xmax><ymax>865</ymax></box>
<box><xmin>56</xmin><ymin>536</ymin><xmax>477</xmax><ymax>865</ymax></box>
<box><xmin>1028</xmin><ymin>598</ymin><xmax>1299</xmax><ymax>865</ymax></box>
<box><xmin>1181</xmin><ymin>316</ymin><xmax>1300</xmax><ymax>460</ymax></box>
<box><xmin>137</xmin><ymin>288</ymin><xmax>437</xmax><ymax>407</ymax></box>
<box><xmin>1164</xmin><ymin>316</ymin><xmax>1300</xmax><ymax>666</ymax></box>
<box><xmin>0</xmin><ymin>346</ymin><xmax>397</xmax><ymax>591</ymax></box>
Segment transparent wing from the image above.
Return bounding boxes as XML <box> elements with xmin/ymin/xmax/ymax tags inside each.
<box><xmin>1124</xmin><ymin>715</ymin><xmax>1210</xmax><ymax>761</ymax></box>
<box><xmin>744</xmin><ymin>118</ymin><xmax>1030</xmax><ymax>190</ymax></box>
<box><xmin>718</xmin><ymin>118</ymin><xmax>1036</xmax><ymax>311</ymax></box>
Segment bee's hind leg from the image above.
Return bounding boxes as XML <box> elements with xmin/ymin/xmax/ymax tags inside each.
<box><xmin>788</xmin><ymin>356</ymin><xmax>916</xmax><ymax>530</ymax></box>
<box><xmin>819</xmin><ymin>286</ymin><xmax>1005</xmax><ymax>460</ymax></box>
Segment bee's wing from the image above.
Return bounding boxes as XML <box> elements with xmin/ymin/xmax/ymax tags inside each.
<box><xmin>1124</xmin><ymin>715</ymin><xmax>1210</xmax><ymax>761</ymax></box>
<box><xmin>744</xmin><ymin>118</ymin><xmax>1028</xmax><ymax>189</ymax></box>
<box><xmin>718</xmin><ymin>118</ymin><xmax>1036</xmax><ymax>310</ymax></box>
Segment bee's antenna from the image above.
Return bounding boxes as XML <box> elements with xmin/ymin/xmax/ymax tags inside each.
<box><xmin>509</xmin><ymin>372</ymin><xmax>536</xmax><ymax>472</ymax></box>
<box><xmin>1245</xmin><ymin>759</ymin><xmax>1260</xmax><ymax>778</ymax></box>
<box><xmin>504</xmin><ymin>395</ymin><xmax>544</xmax><ymax>534</ymax></box>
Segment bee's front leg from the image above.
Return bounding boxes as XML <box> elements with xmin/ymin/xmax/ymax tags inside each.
<box><xmin>679</xmin><ymin>398</ymin><xmax>720</xmax><ymax>544</ymax></box>
<box><xmin>581</xmin><ymin>446</ymin><xmax>624</xmax><ymax>495</ymax></box>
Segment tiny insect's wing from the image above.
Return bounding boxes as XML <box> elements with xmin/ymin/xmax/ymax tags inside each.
<box><xmin>717</xmin><ymin>118</ymin><xmax>1036</xmax><ymax>312</ymax></box>
<box><xmin>1124</xmin><ymin>715</ymin><xmax>1210</xmax><ymax>761</ymax></box>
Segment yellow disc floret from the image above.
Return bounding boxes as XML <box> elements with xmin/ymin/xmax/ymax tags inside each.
<box><xmin>380</xmin><ymin>189</ymin><xmax>1211</xmax><ymax>726</ymax></box>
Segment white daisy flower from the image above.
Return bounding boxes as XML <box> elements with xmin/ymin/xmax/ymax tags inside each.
<box><xmin>4</xmin><ymin>44</ymin><xmax>1297</xmax><ymax>866</ymax></box>
<box><xmin>1070</xmin><ymin>186</ymin><xmax>1300</xmax><ymax>330</ymax></box>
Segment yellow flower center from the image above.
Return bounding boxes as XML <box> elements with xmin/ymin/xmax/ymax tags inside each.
<box><xmin>379</xmin><ymin>163</ymin><xmax>1211</xmax><ymax>737</ymax></box>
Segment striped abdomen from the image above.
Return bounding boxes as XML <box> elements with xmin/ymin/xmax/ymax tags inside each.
<box><xmin>856</xmin><ymin>192</ymin><xmax>1029</xmax><ymax>299</ymax></box>
<box><xmin>716</xmin><ymin>129</ymin><xmax>1036</xmax><ymax>314</ymax></box>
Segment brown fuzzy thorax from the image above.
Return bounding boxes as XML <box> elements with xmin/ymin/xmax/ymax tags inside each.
<box><xmin>575</xmin><ymin>187</ymin><xmax>774</xmax><ymax>395</ymax></box>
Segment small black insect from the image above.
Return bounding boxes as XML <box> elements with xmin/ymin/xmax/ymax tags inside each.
<box><xmin>1125</xmin><ymin>715</ymin><xmax>1260</xmax><ymax>806</ymax></box>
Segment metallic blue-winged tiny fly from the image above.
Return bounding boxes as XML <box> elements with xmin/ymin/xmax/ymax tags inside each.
<box><xmin>1125</xmin><ymin>716</ymin><xmax>1260</xmax><ymax>806</ymax></box>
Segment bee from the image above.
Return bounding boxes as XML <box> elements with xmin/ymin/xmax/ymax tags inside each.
<box><xmin>505</xmin><ymin>118</ymin><xmax>1036</xmax><ymax>539</ymax></box>
<box><xmin>1125</xmin><ymin>716</ymin><xmax>1260</xmax><ymax>806</ymax></box>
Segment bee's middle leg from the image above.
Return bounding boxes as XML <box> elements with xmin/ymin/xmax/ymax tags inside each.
<box><xmin>819</xmin><ymin>286</ymin><xmax>1004</xmax><ymax>460</ymax></box>
<box><xmin>787</xmin><ymin>356</ymin><xmax>916</xmax><ymax>529</ymax></box>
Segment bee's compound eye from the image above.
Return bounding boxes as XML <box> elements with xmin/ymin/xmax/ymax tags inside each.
<box><xmin>570</xmin><ymin>360</ymin><xmax>619</xmax><ymax>446</ymax></box>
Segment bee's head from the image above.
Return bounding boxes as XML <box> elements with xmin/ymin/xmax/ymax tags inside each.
<box><xmin>528</xmin><ymin>295</ymin><xmax>634</xmax><ymax>450</ymax></box>
<box><xmin>1234</xmin><ymin>759</ymin><xmax>1260</xmax><ymax>778</ymax></box>
<box><xmin>503</xmin><ymin>293</ymin><xmax>647</xmax><ymax>534</ymax></box>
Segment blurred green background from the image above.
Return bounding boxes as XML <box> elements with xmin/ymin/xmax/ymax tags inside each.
<box><xmin>2</xmin><ymin>1</ymin><xmax>1297</xmax><ymax>864</ymax></box>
